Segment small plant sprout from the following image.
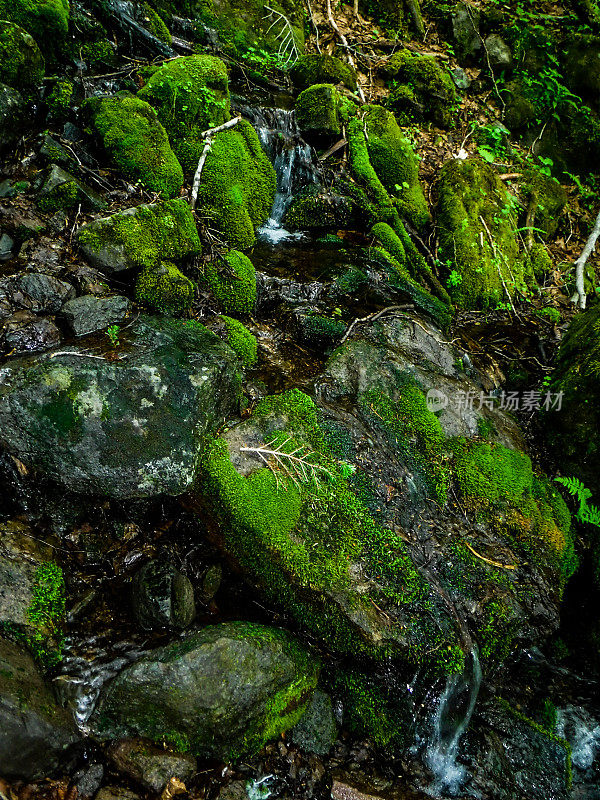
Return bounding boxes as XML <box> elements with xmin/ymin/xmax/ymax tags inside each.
<box><xmin>106</xmin><ymin>325</ymin><xmax>120</xmax><ymax>347</ymax></box>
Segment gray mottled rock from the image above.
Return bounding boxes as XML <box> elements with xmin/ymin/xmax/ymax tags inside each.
<box><xmin>92</xmin><ymin>622</ymin><xmax>320</xmax><ymax>759</ymax></box>
<box><xmin>290</xmin><ymin>690</ymin><xmax>337</xmax><ymax>755</ymax></box>
<box><xmin>485</xmin><ymin>34</ymin><xmax>513</xmax><ymax>71</ymax></box>
<box><xmin>452</xmin><ymin>3</ymin><xmax>481</xmax><ymax>61</ymax></box>
<box><xmin>1</xmin><ymin>272</ymin><xmax>75</xmax><ymax>313</ymax></box>
<box><xmin>0</xmin><ymin>83</ymin><xmax>24</xmax><ymax>151</ymax></box>
<box><xmin>0</xmin><ymin>637</ymin><xmax>80</xmax><ymax>779</ymax></box>
<box><xmin>61</xmin><ymin>294</ymin><xmax>129</xmax><ymax>336</ymax></box>
<box><xmin>131</xmin><ymin>560</ymin><xmax>196</xmax><ymax>630</ymax></box>
<box><xmin>2</xmin><ymin>312</ymin><xmax>62</xmax><ymax>354</ymax></box>
<box><xmin>37</xmin><ymin>164</ymin><xmax>106</xmax><ymax>212</ymax></box>
<box><xmin>108</xmin><ymin>738</ymin><xmax>197</xmax><ymax>792</ymax></box>
<box><xmin>0</xmin><ymin>316</ymin><xmax>241</xmax><ymax>498</ymax></box>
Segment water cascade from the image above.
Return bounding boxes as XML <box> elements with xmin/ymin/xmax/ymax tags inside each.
<box><xmin>424</xmin><ymin>648</ymin><xmax>482</xmax><ymax>796</ymax></box>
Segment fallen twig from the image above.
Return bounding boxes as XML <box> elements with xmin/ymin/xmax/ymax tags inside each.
<box><xmin>340</xmin><ymin>304</ymin><xmax>414</xmax><ymax>344</ymax></box>
<box><xmin>464</xmin><ymin>541</ymin><xmax>517</xmax><ymax>570</ymax></box>
<box><xmin>572</xmin><ymin>207</ymin><xmax>600</xmax><ymax>310</ymax></box>
<box><xmin>326</xmin><ymin>0</ymin><xmax>365</xmax><ymax>102</ymax></box>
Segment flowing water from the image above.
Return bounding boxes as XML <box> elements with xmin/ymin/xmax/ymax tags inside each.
<box><xmin>556</xmin><ymin>705</ymin><xmax>600</xmax><ymax>770</ymax></box>
<box><xmin>424</xmin><ymin>649</ymin><xmax>482</xmax><ymax>796</ymax></box>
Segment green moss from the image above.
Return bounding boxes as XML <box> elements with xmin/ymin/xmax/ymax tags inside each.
<box><xmin>78</xmin><ymin>198</ymin><xmax>201</xmax><ymax>271</ymax></box>
<box><xmin>290</xmin><ymin>54</ymin><xmax>357</xmax><ymax>91</ymax></box>
<box><xmin>0</xmin><ymin>21</ymin><xmax>44</xmax><ymax>92</ymax></box>
<box><xmin>195</xmin><ymin>120</ymin><xmax>276</xmax><ymax>249</ymax></box>
<box><xmin>295</xmin><ymin>83</ymin><xmax>342</xmax><ymax>137</ymax></box>
<box><xmin>371</xmin><ymin>221</ymin><xmax>406</xmax><ymax>266</ymax></box>
<box><xmin>90</xmin><ymin>93</ymin><xmax>184</xmax><ymax>198</ymax></box>
<box><xmin>37</xmin><ymin>179</ymin><xmax>79</xmax><ymax>212</ymax></box>
<box><xmin>285</xmin><ymin>194</ymin><xmax>353</xmax><ymax>231</ymax></box>
<box><xmin>450</xmin><ymin>438</ymin><xmax>575</xmax><ymax>587</ymax></box>
<box><xmin>140</xmin><ymin>2</ymin><xmax>171</xmax><ymax>43</ymax></box>
<box><xmin>219</xmin><ymin>315</ymin><xmax>258</xmax><ymax>366</ymax></box>
<box><xmin>204</xmin><ymin>250</ymin><xmax>257</xmax><ymax>314</ymax></box>
<box><xmin>359</xmin><ymin>378</ymin><xmax>449</xmax><ymax>505</ymax></box>
<box><xmin>80</xmin><ymin>38</ymin><xmax>115</xmax><ymax>68</ymax></box>
<box><xmin>385</xmin><ymin>50</ymin><xmax>457</xmax><ymax>128</ymax></box>
<box><xmin>45</xmin><ymin>79</ymin><xmax>72</xmax><ymax>119</ymax></box>
<box><xmin>0</xmin><ymin>0</ymin><xmax>68</xmax><ymax>61</ymax></box>
<box><xmin>138</xmin><ymin>54</ymin><xmax>230</xmax><ymax>174</ymax></box>
<box><xmin>436</xmin><ymin>158</ymin><xmax>533</xmax><ymax>310</ymax></box>
<box><xmin>535</xmin><ymin>306</ymin><xmax>561</xmax><ymax>324</ymax></box>
<box><xmin>26</xmin><ymin>563</ymin><xmax>65</xmax><ymax>669</ymax></box>
<box><xmin>136</xmin><ymin>261</ymin><xmax>195</xmax><ymax>315</ymax></box>
<box><xmin>299</xmin><ymin>314</ymin><xmax>346</xmax><ymax>349</ymax></box>
<box><xmin>521</xmin><ymin>170</ymin><xmax>567</xmax><ymax>239</ymax></box>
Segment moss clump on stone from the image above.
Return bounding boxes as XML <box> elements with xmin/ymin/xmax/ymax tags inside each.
<box><xmin>299</xmin><ymin>314</ymin><xmax>346</xmax><ymax>349</ymax></box>
<box><xmin>436</xmin><ymin>158</ymin><xmax>533</xmax><ymax>310</ymax></box>
<box><xmin>219</xmin><ymin>315</ymin><xmax>257</xmax><ymax>366</ymax></box>
<box><xmin>90</xmin><ymin>93</ymin><xmax>184</xmax><ymax>198</ymax></box>
<box><xmin>0</xmin><ymin>21</ymin><xmax>44</xmax><ymax>92</ymax></box>
<box><xmin>290</xmin><ymin>54</ymin><xmax>356</xmax><ymax>91</ymax></box>
<box><xmin>138</xmin><ymin>54</ymin><xmax>230</xmax><ymax>174</ymax></box>
<box><xmin>195</xmin><ymin>120</ymin><xmax>276</xmax><ymax>249</ymax></box>
<box><xmin>26</xmin><ymin>562</ymin><xmax>65</xmax><ymax>669</ymax></box>
<box><xmin>385</xmin><ymin>50</ymin><xmax>456</xmax><ymax>128</ymax></box>
<box><xmin>285</xmin><ymin>194</ymin><xmax>353</xmax><ymax>231</ymax></box>
<box><xmin>45</xmin><ymin>79</ymin><xmax>72</xmax><ymax>119</ymax></box>
<box><xmin>136</xmin><ymin>262</ymin><xmax>195</xmax><ymax>315</ymax></box>
<box><xmin>37</xmin><ymin>179</ymin><xmax>80</xmax><ymax>212</ymax></box>
<box><xmin>204</xmin><ymin>250</ymin><xmax>257</xmax><ymax>315</ymax></box>
<box><xmin>140</xmin><ymin>1</ymin><xmax>172</xmax><ymax>43</ymax></box>
<box><xmin>0</xmin><ymin>0</ymin><xmax>69</xmax><ymax>59</ymax></box>
<box><xmin>295</xmin><ymin>83</ymin><xmax>342</xmax><ymax>138</ymax></box>
<box><xmin>78</xmin><ymin>198</ymin><xmax>201</xmax><ymax>272</ymax></box>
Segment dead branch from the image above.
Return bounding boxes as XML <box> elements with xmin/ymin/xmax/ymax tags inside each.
<box><xmin>326</xmin><ymin>0</ymin><xmax>366</xmax><ymax>102</ymax></box>
<box><xmin>572</xmin><ymin>207</ymin><xmax>600</xmax><ymax>310</ymax></box>
<box><xmin>340</xmin><ymin>304</ymin><xmax>414</xmax><ymax>345</ymax></box>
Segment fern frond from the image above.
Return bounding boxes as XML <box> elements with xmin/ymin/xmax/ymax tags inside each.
<box><xmin>555</xmin><ymin>475</ymin><xmax>600</xmax><ymax>527</ymax></box>
<box><xmin>240</xmin><ymin>435</ymin><xmax>333</xmax><ymax>488</ymax></box>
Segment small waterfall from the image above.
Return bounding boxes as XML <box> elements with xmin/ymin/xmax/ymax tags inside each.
<box><xmin>424</xmin><ymin>648</ymin><xmax>482</xmax><ymax>796</ymax></box>
<box><xmin>556</xmin><ymin>705</ymin><xmax>600</xmax><ymax>770</ymax></box>
<box><xmin>238</xmin><ymin>104</ymin><xmax>321</xmax><ymax>242</ymax></box>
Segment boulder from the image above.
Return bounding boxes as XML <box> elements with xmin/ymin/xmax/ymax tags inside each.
<box><xmin>452</xmin><ymin>3</ymin><xmax>481</xmax><ymax>61</ymax></box>
<box><xmin>0</xmin><ymin>21</ymin><xmax>44</xmax><ymax>92</ymax></box>
<box><xmin>0</xmin><ymin>316</ymin><xmax>242</xmax><ymax>498</ymax></box>
<box><xmin>37</xmin><ymin>164</ymin><xmax>106</xmax><ymax>213</ymax></box>
<box><xmin>290</xmin><ymin>689</ymin><xmax>337</xmax><ymax>755</ymax></box>
<box><xmin>108</xmin><ymin>738</ymin><xmax>197</xmax><ymax>793</ymax></box>
<box><xmin>2</xmin><ymin>312</ymin><xmax>62</xmax><ymax>354</ymax></box>
<box><xmin>0</xmin><ymin>83</ymin><xmax>24</xmax><ymax>151</ymax></box>
<box><xmin>0</xmin><ymin>272</ymin><xmax>75</xmax><ymax>314</ymax></box>
<box><xmin>0</xmin><ymin>637</ymin><xmax>79</xmax><ymax>779</ymax></box>
<box><xmin>61</xmin><ymin>294</ymin><xmax>130</xmax><ymax>336</ymax></box>
<box><xmin>92</xmin><ymin>621</ymin><xmax>320</xmax><ymax>759</ymax></box>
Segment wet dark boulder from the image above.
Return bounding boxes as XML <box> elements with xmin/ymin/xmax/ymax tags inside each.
<box><xmin>107</xmin><ymin>738</ymin><xmax>197</xmax><ymax>793</ymax></box>
<box><xmin>131</xmin><ymin>560</ymin><xmax>196</xmax><ymax>631</ymax></box>
<box><xmin>0</xmin><ymin>316</ymin><xmax>242</xmax><ymax>498</ymax></box>
<box><xmin>61</xmin><ymin>294</ymin><xmax>130</xmax><ymax>336</ymax></box>
<box><xmin>0</xmin><ymin>637</ymin><xmax>79</xmax><ymax>779</ymax></box>
<box><xmin>0</xmin><ymin>83</ymin><xmax>25</xmax><ymax>152</ymax></box>
<box><xmin>2</xmin><ymin>312</ymin><xmax>62</xmax><ymax>354</ymax></box>
<box><xmin>92</xmin><ymin>621</ymin><xmax>320</xmax><ymax>759</ymax></box>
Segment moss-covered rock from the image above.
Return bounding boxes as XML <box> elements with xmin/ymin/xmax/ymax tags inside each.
<box><xmin>0</xmin><ymin>0</ymin><xmax>69</xmax><ymax>59</ymax></box>
<box><xmin>546</xmin><ymin>303</ymin><xmax>600</xmax><ymax>495</ymax></box>
<box><xmin>384</xmin><ymin>49</ymin><xmax>456</xmax><ymax>128</ymax></box>
<box><xmin>92</xmin><ymin>621</ymin><xmax>319</xmax><ymax>759</ymax></box>
<box><xmin>136</xmin><ymin>262</ymin><xmax>195</xmax><ymax>315</ymax></box>
<box><xmin>436</xmin><ymin>158</ymin><xmax>534</xmax><ymax>309</ymax></box>
<box><xmin>195</xmin><ymin>120</ymin><xmax>276</xmax><ymax>249</ymax></box>
<box><xmin>37</xmin><ymin>164</ymin><xmax>106</xmax><ymax>213</ymax></box>
<box><xmin>0</xmin><ymin>316</ymin><xmax>242</xmax><ymax>498</ymax></box>
<box><xmin>88</xmin><ymin>93</ymin><xmax>183</xmax><ymax>199</ymax></box>
<box><xmin>521</xmin><ymin>169</ymin><xmax>567</xmax><ymax>239</ymax></box>
<box><xmin>284</xmin><ymin>193</ymin><xmax>354</xmax><ymax>231</ymax></box>
<box><xmin>138</xmin><ymin>54</ymin><xmax>230</xmax><ymax>174</ymax></box>
<box><xmin>290</xmin><ymin>54</ymin><xmax>356</xmax><ymax>91</ymax></box>
<box><xmin>295</xmin><ymin>83</ymin><xmax>342</xmax><ymax>139</ymax></box>
<box><xmin>77</xmin><ymin>199</ymin><xmax>201</xmax><ymax>274</ymax></box>
<box><xmin>45</xmin><ymin>79</ymin><xmax>72</xmax><ymax>120</ymax></box>
<box><xmin>204</xmin><ymin>250</ymin><xmax>257</xmax><ymax>315</ymax></box>
<box><xmin>219</xmin><ymin>315</ymin><xmax>257</xmax><ymax>366</ymax></box>
<box><xmin>0</xmin><ymin>21</ymin><xmax>44</xmax><ymax>92</ymax></box>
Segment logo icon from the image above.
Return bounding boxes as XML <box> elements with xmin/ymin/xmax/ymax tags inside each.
<box><xmin>426</xmin><ymin>389</ymin><xmax>448</xmax><ymax>412</ymax></box>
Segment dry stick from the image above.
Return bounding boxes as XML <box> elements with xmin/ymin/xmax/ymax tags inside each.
<box><xmin>464</xmin><ymin>541</ymin><xmax>517</xmax><ymax>570</ymax></box>
<box><xmin>305</xmin><ymin>0</ymin><xmax>321</xmax><ymax>53</ymax></box>
<box><xmin>189</xmin><ymin>117</ymin><xmax>242</xmax><ymax>210</ymax></box>
<box><xmin>572</xmin><ymin>207</ymin><xmax>600</xmax><ymax>310</ymax></box>
<box><xmin>479</xmin><ymin>214</ymin><xmax>517</xmax><ymax>314</ymax></box>
<box><xmin>326</xmin><ymin>0</ymin><xmax>366</xmax><ymax>102</ymax></box>
<box><xmin>340</xmin><ymin>304</ymin><xmax>414</xmax><ymax>344</ymax></box>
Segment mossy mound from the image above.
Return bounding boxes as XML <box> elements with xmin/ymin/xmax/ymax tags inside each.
<box><xmin>204</xmin><ymin>250</ymin><xmax>257</xmax><ymax>315</ymax></box>
<box><xmin>219</xmin><ymin>315</ymin><xmax>257</xmax><ymax>367</ymax></box>
<box><xmin>195</xmin><ymin>120</ymin><xmax>276</xmax><ymax>249</ymax></box>
<box><xmin>284</xmin><ymin>193</ymin><xmax>353</xmax><ymax>231</ymax></box>
<box><xmin>136</xmin><ymin>262</ymin><xmax>195</xmax><ymax>315</ymax></box>
<box><xmin>0</xmin><ymin>21</ymin><xmax>44</xmax><ymax>92</ymax></box>
<box><xmin>385</xmin><ymin>49</ymin><xmax>456</xmax><ymax>128</ymax></box>
<box><xmin>138</xmin><ymin>54</ymin><xmax>230</xmax><ymax>174</ymax></box>
<box><xmin>546</xmin><ymin>303</ymin><xmax>600</xmax><ymax>495</ymax></box>
<box><xmin>436</xmin><ymin>158</ymin><xmax>534</xmax><ymax>309</ymax></box>
<box><xmin>362</xmin><ymin>105</ymin><xmax>429</xmax><ymax>230</ymax></box>
<box><xmin>521</xmin><ymin>169</ymin><xmax>567</xmax><ymax>239</ymax></box>
<box><xmin>78</xmin><ymin>199</ymin><xmax>201</xmax><ymax>274</ymax></box>
<box><xmin>295</xmin><ymin>84</ymin><xmax>342</xmax><ymax>139</ymax></box>
<box><xmin>0</xmin><ymin>0</ymin><xmax>69</xmax><ymax>59</ymax></box>
<box><xmin>290</xmin><ymin>54</ymin><xmax>356</xmax><ymax>91</ymax></box>
<box><xmin>45</xmin><ymin>79</ymin><xmax>72</xmax><ymax>120</ymax></box>
<box><xmin>89</xmin><ymin>93</ymin><xmax>183</xmax><ymax>199</ymax></box>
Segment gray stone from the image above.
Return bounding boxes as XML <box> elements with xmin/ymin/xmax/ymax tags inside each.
<box><xmin>131</xmin><ymin>560</ymin><xmax>196</xmax><ymax>630</ymax></box>
<box><xmin>0</xmin><ymin>637</ymin><xmax>80</xmax><ymax>779</ymax></box>
<box><xmin>2</xmin><ymin>313</ymin><xmax>62</xmax><ymax>354</ymax></box>
<box><xmin>39</xmin><ymin>134</ymin><xmax>80</xmax><ymax>172</ymax></box>
<box><xmin>450</xmin><ymin>67</ymin><xmax>471</xmax><ymax>90</ymax></box>
<box><xmin>74</xmin><ymin>763</ymin><xmax>105</xmax><ymax>799</ymax></box>
<box><xmin>95</xmin><ymin>788</ymin><xmax>141</xmax><ymax>800</ymax></box>
<box><xmin>92</xmin><ymin>622</ymin><xmax>320</xmax><ymax>759</ymax></box>
<box><xmin>452</xmin><ymin>3</ymin><xmax>481</xmax><ymax>61</ymax></box>
<box><xmin>290</xmin><ymin>690</ymin><xmax>337</xmax><ymax>755</ymax></box>
<box><xmin>0</xmin><ymin>233</ymin><xmax>14</xmax><ymax>259</ymax></box>
<box><xmin>0</xmin><ymin>83</ymin><xmax>24</xmax><ymax>151</ymax></box>
<box><xmin>108</xmin><ymin>738</ymin><xmax>197</xmax><ymax>792</ymax></box>
<box><xmin>485</xmin><ymin>34</ymin><xmax>513</xmax><ymax>71</ymax></box>
<box><xmin>61</xmin><ymin>294</ymin><xmax>130</xmax><ymax>336</ymax></box>
<box><xmin>3</xmin><ymin>272</ymin><xmax>75</xmax><ymax>313</ymax></box>
<box><xmin>0</xmin><ymin>316</ymin><xmax>241</xmax><ymax>498</ymax></box>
